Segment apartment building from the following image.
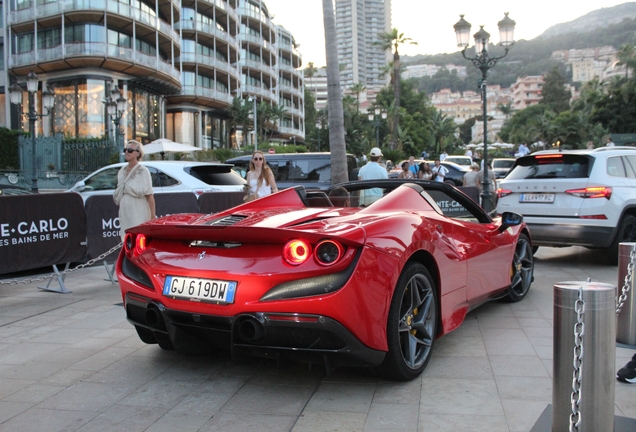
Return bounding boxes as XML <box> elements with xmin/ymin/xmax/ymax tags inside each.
<box><xmin>401</xmin><ymin>63</ymin><xmax>467</xmax><ymax>80</ymax></box>
<box><xmin>335</xmin><ymin>0</ymin><xmax>391</xmax><ymax>92</ymax></box>
<box><xmin>3</xmin><ymin>0</ymin><xmax>304</xmax><ymax>149</ymax></box>
<box><xmin>511</xmin><ymin>76</ymin><xmax>544</xmax><ymax>110</ymax></box>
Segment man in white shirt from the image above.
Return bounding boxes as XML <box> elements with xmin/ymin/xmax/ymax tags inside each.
<box><xmin>431</xmin><ymin>159</ymin><xmax>449</xmax><ymax>182</ymax></box>
<box><xmin>358</xmin><ymin>147</ymin><xmax>388</xmax><ymax>205</ymax></box>
<box><xmin>440</xmin><ymin>150</ymin><xmax>448</xmax><ymax>161</ymax></box>
<box><xmin>607</xmin><ymin>137</ymin><xmax>615</xmax><ymax>147</ymax></box>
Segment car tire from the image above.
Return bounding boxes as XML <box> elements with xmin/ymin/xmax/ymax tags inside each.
<box><xmin>608</xmin><ymin>214</ymin><xmax>636</xmax><ymax>264</ymax></box>
<box><xmin>532</xmin><ymin>246</ymin><xmax>539</xmax><ymax>255</ymax></box>
<box><xmin>380</xmin><ymin>262</ymin><xmax>437</xmax><ymax>381</ymax></box>
<box><xmin>504</xmin><ymin>233</ymin><xmax>534</xmax><ymax>302</ymax></box>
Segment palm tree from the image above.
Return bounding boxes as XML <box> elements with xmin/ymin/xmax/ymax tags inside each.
<box><xmin>375</xmin><ymin>29</ymin><xmax>417</xmax><ymax>149</ymax></box>
<box><xmin>322</xmin><ymin>0</ymin><xmax>347</xmax><ymax>184</ymax></box>
<box><xmin>497</xmin><ymin>102</ymin><xmax>513</xmax><ymax>121</ymax></box>
<box><xmin>229</xmin><ymin>97</ymin><xmax>252</xmax><ymax>149</ymax></box>
<box><xmin>350</xmin><ymin>82</ymin><xmax>366</xmax><ymax>113</ymax></box>
<box><xmin>430</xmin><ymin>111</ymin><xmax>457</xmax><ymax>156</ymax></box>
<box><xmin>304</xmin><ymin>62</ymin><xmax>318</xmax><ymax>96</ymax></box>
<box><xmin>617</xmin><ymin>44</ymin><xmax>636</xmax><ymax>78</ymax></box>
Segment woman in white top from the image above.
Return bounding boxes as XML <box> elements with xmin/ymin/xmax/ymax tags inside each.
<box><xmin>246</xmin><ymin>150</ymin><xmax>278</xmax><ymax>200</ymax></box>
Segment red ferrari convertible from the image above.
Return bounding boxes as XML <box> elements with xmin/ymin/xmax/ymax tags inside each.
<box><xmin>116</xmin><ymin>180</ymin><xmax>534</xmax><ymax>380</ymax></box>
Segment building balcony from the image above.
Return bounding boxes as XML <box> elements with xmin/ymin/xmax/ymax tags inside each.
<box><xmin>242</xmin><ymin>84</ymin><xmax>276</xmax><ymax>102</ymax></box>
<box><xmin>237</xmin><ymin>33</ymin><xmax>274</xmax><ymax>53</ymax></box>
<box><xmin>177</xmin><ymin>52</ymin><xmax>239</xmax><ymax>79</ymax></box>
<box><xmin>10</xmin><ymin>1</ymin><xmax>180</xmax><ymax>43</ymax></box>
<box><xmin>237</xmin><ymin>5</ymin><xmax>272</xmax><ymax>28</ymax></box>
<box><xmin>278</xmin><ymin>62</ymin><xmax>301</xmax><ymax>78</ymax></box>
<box><xmin>175</xmin><ymin>20</ymin><xmax>237</xmax><ymax>47</ymax></box>
<box><xmin>179</xmin><ymin>85</ymin><xmax>233</xmax><ymax>105</ymax></box>
<box><xmin>10</xmin><ymin>43</ymin><xmax>181</xmax><ymax>93</ymax></box>
<box><xmin>241</xmin><ymin>59</ymin><xmax>276</xmax><ymax>79</ymax></box>
<box><xmin>197</xmin><ymin>0</ymin><xmax>238</xmax><ymax>23</ymax></box>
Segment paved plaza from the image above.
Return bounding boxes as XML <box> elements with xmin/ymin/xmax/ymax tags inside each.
<box><xmin>1</xmin><ymin>246</ymin><xmax>635</xmax><ymax>432</ymax></box>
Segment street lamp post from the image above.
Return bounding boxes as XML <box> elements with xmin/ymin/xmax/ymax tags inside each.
<box><xmin>454</xmin><ymin>13</ymin><xmax>515</xmax><ymax>213</ymax></box>
<box><xmin>104</xmin><ymin>83</ymin><xmax>127</xmax><ymax>162</ymax></box>
<box><xmin>368</xmin><ymin>107</ymin><xmax>387</xmax><ymax>149</ymax></box>
<box><xmin>9</xmin><ymin>71</ymin><xmax>55</xmax><ymax>193</ymax></box>
<box><xmin>248</xmin><ymin>97</ymin><xmax>257</xmax><ymax>152</ymax></box>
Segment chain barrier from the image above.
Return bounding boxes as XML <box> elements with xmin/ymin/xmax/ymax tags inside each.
<box><xmin>616</xmin><ymin>243</ymin><xmax>636</xmax><ymax>315</ymax></box>
<box><xmin>0</xmin><ymin>242</ymin><xmax>123</xmax><ymax>286</ymax></box>
<box><xmin>570</xmin><ymin>285</ymin><xmax>585</xmax><ymax>432</ymax></box>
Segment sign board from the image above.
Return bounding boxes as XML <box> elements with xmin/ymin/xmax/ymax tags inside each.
<box><xmin>0</xmin><ymin>193</ymin><xmax>87</xmax><ymax>274</ymax></box>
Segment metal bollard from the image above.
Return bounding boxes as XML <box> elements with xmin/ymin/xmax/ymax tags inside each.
<box><xmin>616</xmin><ymin>242</ymin><xmax>636</xmax><ymax>346</ymax></box>
<box><xmin>553</xmin><ymin>281</ymin><xmax>616</xmax><ymax>432</ymax></box>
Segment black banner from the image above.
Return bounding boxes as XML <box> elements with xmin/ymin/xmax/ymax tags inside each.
<box><xmin>85</xmin><ymin>192</ymin><xmax>199</xmax><ymax>261</ymax></box>
<box><xmin>198</xmin><ymin>192</ymin><xmax>245</xmax><ymax>214</ymax></box>
<box><xmin>0</xmin><ymin>193</ymin><xmax>87</xmax><ymax>274</ymax></box>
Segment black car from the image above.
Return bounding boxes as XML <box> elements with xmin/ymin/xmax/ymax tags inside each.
<box><xmin>0</xmin><ymin>185</ymin><xmax>34</xmax><ymax>196</ymax></box>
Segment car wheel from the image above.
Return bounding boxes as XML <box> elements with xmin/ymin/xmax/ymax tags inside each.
<box><xmin>532</xmin><ymin>246</ymin><xmax>539</xmax><ymax>255</ymax></box>
<box><xmin>380</xmin><ymin>262</ymin><xmax>437</xmax><ymax>380</ymax></box>
<box><xmin>608</xmin><ymin>214</ymin><xmax>636</xmax><ymax>264</ymax></box>
<box><xmin>505</xmin><ymin>233</ymin><xmax>534</xmax><ymax>302</ymax></box>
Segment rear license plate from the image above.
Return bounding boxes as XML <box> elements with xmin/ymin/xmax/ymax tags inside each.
<box><xmin>163</xmin><ymin>276</ymin><xmax>237</xmax><ymax>303</ymax></box>
<box><xmin>519</xmin><ymin>193</ymin><xmax>555</xmax><ymax>203</ymax></box>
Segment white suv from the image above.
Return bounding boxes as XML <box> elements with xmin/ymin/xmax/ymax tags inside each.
<box><xmin>496</xmin><ymin>147</ymin><xmax>636</xmax><ymax>261</ymax></box>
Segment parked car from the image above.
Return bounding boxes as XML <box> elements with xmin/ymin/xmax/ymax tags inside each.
<box><xmin>67</xmin><ymin>161</ymin><xmax>246</xmax><ymax>200</ymax></box>
<box><xmin>389</xmin><ymin>160</ymin><xmax>469</xmax><ymax>186</ymax></box>
<box><xmin>496</xmin><ymin>147</ymin><xmax>636</xmax><ymax>260</ymax></box>
<box><xmin>226</xmin><ymin>152</ymin><xmax>359</xmax><ymax>191</ymax></box>
<box><xmin>0</xmin><ymin>185</ymin><xmax>34</xmax><ymax>196</ymax></box>
<box><xmin>444</xmin><ymin>156</ymin><xmax>473</xmax><ymax>167</ymax></box>
<box><xmin>490</xmin><ymin>158</ymin><xmax>516</xmax><ymax>179</ymax></box>
<box><xmin>117</xmin><ymin>179</ymin><xmax>533</xmax><ymax>380</ymax></box>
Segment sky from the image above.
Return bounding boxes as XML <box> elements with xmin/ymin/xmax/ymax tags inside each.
<box><xmin>264</xmin><ymin>0</ymin><xmax>628</xmax><ymax>67</ymax></box>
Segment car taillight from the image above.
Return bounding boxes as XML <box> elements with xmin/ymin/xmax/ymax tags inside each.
<box><xmin>283</xmin><ymin>239</ymin><xmax>312</xmax><ymax>265</ymax></box>
<box><xmin>565</xmin><ymin>186</ymin><xmax>612</xmax><ymax>199</ymax></box>
<box><xmin>314</xmin><ymin>240</ymin><xmax>344</xmax><ymax>266</ymax></box>
<box><xmin>497</xmin><ymin>188</ymin><xmax>512</xmax><ymax>198</ymax></box>
<box><xmin>134</xmin><ymin>234</ymin><xmax>147</xmax><ymax>256</ymax></box>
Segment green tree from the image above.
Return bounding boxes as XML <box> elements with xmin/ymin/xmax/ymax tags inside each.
<box><xmin>430</xmin><ymin>111</ymin><xmax>457</xmax><ymax>156</ymax></box>
<box><xmin>459</xmin><ymin>117</ymin><xmax>476</xmax><ymax>144</ymax></box>
<box><xmin>540</xmin><ymin>66</ymin><xmax>571</xmax><ymax>114</ymax></box>
<box><xmin>349</xmin><ymin>82</ymin><xmax>366</xmax><ymax>113</ymax></box>
<box><xmin>322</xmin><ymin>0</ymin><xmax>348</xmax><ymax>184</ymax></box>
<box><xmin>617</xmin><ymin>44</ymin><xmax>636</xmax><ymax>78</ymax></box>
<box><xmin>497</xmin><ymin>102</ymin><xmax>513</xmax><ymax>121</ymax></box>
<box><xmin>375</xmin><ymin>28</ymin><xmax>417</xmax><ymax>149</ymax></box>
<box><xmin>229</xmin><ymin>97</ymin><xmax>252</xmax><ymax>149</ymax></box>
<box><xmin>592</xmin><ymin>77</ymin><xmax>636</xmax><ymax>133</ymax></box>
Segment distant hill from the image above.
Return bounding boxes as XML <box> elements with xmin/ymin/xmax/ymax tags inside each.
<box><xmin>539</xmin><ymin>2</ymin><xmax>636</xmax><ymax>38</ymax></box>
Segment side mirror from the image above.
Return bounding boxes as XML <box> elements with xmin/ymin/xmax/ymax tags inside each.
<box><xmin>71</xmin><ymin>181</ymin><xmax>86</xmax><ymax>192</ymax></box>
<box><xmin>501</xmin><ymin>211</ymin><xmax>523</xmax><ymax>229</ymax></box>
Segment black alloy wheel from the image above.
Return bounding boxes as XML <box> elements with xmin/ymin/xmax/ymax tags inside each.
<box><xmin>381</xmin><ymin>262</ymin><xmax>438</xmax><ymax>380</ymax></box>
<box><xmin>506</xmin><ymin>233</ymin><xmax>534</xmax><ymax>302</ymax></box>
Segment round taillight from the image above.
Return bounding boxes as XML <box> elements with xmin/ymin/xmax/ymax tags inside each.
<box><xmin>314</xmin><ymin>240</ymin><xmax>344</xmax><ymax>266</ymax></box>
<box><xmin>124</xmin><ymin>233</ymin><xmax>134</xmax><ymax>254</ymax></box>
<box><xmin>283</xmin><ymin>239</ymin><xmax>312</xmax><ymax>265</ymax></box>
<box><xmin>134</xmin><ymin>234</ymin><xmax>147</xmax><ymax>256</ymax></box>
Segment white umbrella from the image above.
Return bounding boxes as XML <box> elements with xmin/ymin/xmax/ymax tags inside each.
<box><xmin>144</xmin><ymin>138</ymin><xmax>202</xmax><ymax>160</ymax></box>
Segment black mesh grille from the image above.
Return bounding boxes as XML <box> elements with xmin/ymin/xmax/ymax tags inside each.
<box><xmin>205</xmin><ymin>215</ymin><xmax>247</xmax><ymax>226</ymax></box>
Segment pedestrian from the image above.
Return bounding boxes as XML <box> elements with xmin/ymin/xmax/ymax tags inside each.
<box><xmin>465</xmin><ymin>148</ymin><xmax>473</xmax><ymax>158</ymax></box>
<box><xmin>113</xmin><ymin>140</ymin><xmax>156</xmax><ymax>241</ymax></box>
<box><xmin>463</xmin><ymin>163</ymin><xmax>480</xmax><ymax>188</ymax></box>
<box><xmin>358</xmin><ymin>147</ymin><xmax>388</xmax><ymax>205</ymax></box>
<box><xmin>421</xmin><ymin>150</ymin><xmax>428</xmax><ymax>159</ymax></box>
<box><xmin>440</xmin><ymin>150</ymin><xmax>448</xmax><ymax>161</ymax></box>
<box><xmin>607</xmin><ymin>137</ymin><xmax>615</xmax><ymax>147</ymax></box>
<box><xmin>408</xmin><ymin>156</ymin><xmax>419</xmax><ymax>176</ymax></box>
<box><xmin>419</xmin><ymin>162</ymin><xmax>433</xmax><ymax>180</ymax></box>
<box><xmin>398</xmin><ymin>161</ymin><xmax>414</xmax><ymax>179</ymax></box>
<box><xmin>245</xmin><ymin>150</ymin><xmax>278</xmax><ymax>201</ymax></box>
<box><xmin>617</xmin><ymin>354</ymin><xmax>636</xmax><ymax>383</ymax></box>
<box><xmin>431</xmin><ymin>159</ymin><xmax>449</xmax><ymax>182</ymax></box>
<box><xmin>586</xmin><ymin>141</ymin><xmax>595</xmax><ymax>150</ymax></box>
<box><xmin>477</xmin><ymin>165</ymin><xmax>497</xmax><ymax>209</ymax></box>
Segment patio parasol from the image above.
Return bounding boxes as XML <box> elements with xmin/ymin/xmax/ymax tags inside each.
<box><xmin>143</xmin><ymin>138</ymin><xmax>202</xmax><ymax>160</ymax></box>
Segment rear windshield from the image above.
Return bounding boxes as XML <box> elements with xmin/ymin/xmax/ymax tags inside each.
<box><xmin>186</xmin><ymin>165</ymin><xmax>246</xmax><ymax>185</ymax></box>
<box><xmin>505</xmin><ymin>154</ymin><xmax>592</xmax><ymax>180</ymax></box>
<box><xmin>493</xmin><ymin>159</ymin><xmax>515</xmax><ymax>169</ymax></box>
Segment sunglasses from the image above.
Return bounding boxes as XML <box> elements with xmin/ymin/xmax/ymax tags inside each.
<box><xmin>124</xmin><ymin>148</ymin><xmax>139</xmax><ymax>154</ymax></box>
<box><xmin>253</xmin><ymin>157</ymin><xmax>263</xmax><ymax>161</ymax></box>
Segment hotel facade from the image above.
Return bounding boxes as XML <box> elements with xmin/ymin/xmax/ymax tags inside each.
<box><xmin>2</xmin><ymin>0</ymin><xmax>304</xmax><ymax>149</ymax></box>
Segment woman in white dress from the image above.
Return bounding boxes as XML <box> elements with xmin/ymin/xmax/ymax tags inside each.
<box><xmin>113</xmin><ymin>140</ymin><xmax>156</xmax><ymax>240</ymax></box>
<box><xmin>246</xmin><ymin>150</ymin><xmax>278</xmax><ymax>200</ymax></box>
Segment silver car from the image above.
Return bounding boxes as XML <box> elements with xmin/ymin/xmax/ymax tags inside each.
<box><xmin>67</xmin><ymin>161</ymin><xmax>246</xmax><ymax>200</ymax></box>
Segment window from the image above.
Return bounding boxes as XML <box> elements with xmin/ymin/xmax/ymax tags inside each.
<box><xmin>14</xmin><ymin>34</ymin><xmax>33</xmax><ymax>54</ymax></box>
<box><xmin>38</xmin><ymin>28</ymin><xmax>61</xmax><ymax>50</ymax></box>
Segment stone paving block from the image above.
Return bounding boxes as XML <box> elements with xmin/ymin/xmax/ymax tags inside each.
<box><xmin>292</xmin><ymin>410</ymin><xmax>366</xmax><ymax>432</ymax></box>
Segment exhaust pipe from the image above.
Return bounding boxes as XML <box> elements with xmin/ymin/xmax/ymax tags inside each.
<box><xmin>145</xmin><ymin>308</ymin><xmax>159</xmax><ymax>327</ymax></box>
<box><xmin>238</xmin><ymin>317</ymin><xmax>265</xmax><ymax>343</ymax></box>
